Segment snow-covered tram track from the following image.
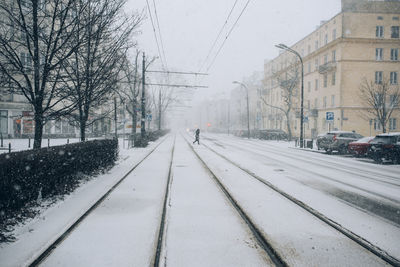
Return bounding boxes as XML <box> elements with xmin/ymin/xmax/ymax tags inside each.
<box><xmin>233</xmin><ymin>137</ymin><xmax>400</xmax><ymax>186</ymax></box>
<box><xmin>207</xmin><ymin>137</ymin><xmax>400</xmax><ymax>206</ymax></box>
<box><xmin>185</xmin><ymin>134</ymin><xmax>399</xmax><ymax>266</ymax></box>
<box><xmin>27</xmin><ymin>136</ymin><xmax>172</xmax><ymax>267</ymax></box>
<box><xmin>181</xmin><ymin>134</ymin><xmax>287</xmax><ymax>267</ymax></box>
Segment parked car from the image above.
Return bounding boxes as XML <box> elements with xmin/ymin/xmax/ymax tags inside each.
<box><xmin>317</xmin><ymin>131</ymin><xmax>363</xmax><ymax>154</ymax></box>
<box><xmin>348</xmin><ymin>136</ymin><xmax>375</xmax><ymax>157</ymax></box>
<box><xmin>368</xmin><ymin>132</ymin><xmax>400</xmax><ymax>164</ymax></box>
<box><xmin>258</xmin><ymin>129</ymin><xmax>288</xmax><ymax>140</ymax></box>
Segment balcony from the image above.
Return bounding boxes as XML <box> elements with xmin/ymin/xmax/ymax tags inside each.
<box><xmin>318</xmin><ymin>61</ymin><xmax>337</xmax><ymax>74</ymax></box>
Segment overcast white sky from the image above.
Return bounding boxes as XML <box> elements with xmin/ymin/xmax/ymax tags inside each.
<box><xmin>126</xmin><ymin>0</ymin><xmax>342</xmax><ymax>102</ymax></box>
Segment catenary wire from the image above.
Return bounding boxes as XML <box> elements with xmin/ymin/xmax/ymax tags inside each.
<box><xmin>152</xmin><ymin>0</ymin><xmax>168</xmax><ymax>70</ymax></box>
<box><xmin>198</xmin><ymin>0</ymin><xmax>239</xmax><ymax>73</ymax></box>
<box><xmin>145</xmin><ymin>0</ymin><xmax>166</xmax><ymax>70</ymax></box>
<box><xmin>206</xmin><ymin>0</ymin><xmax>251</xmax><ymax>73</ymax></box>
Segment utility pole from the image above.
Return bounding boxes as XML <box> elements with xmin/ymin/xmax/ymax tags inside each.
<box><xmin>141</xmin><ymin>53</ymin><xmax>146</xmax><ymax>138</ymax></box>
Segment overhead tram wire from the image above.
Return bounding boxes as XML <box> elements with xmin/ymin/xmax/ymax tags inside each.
<box><xmin>145</xmin><ymin>0</ymin><xmax>166</xmax><ymax>70</ymax></box>
<box><xmin>198</xmin><ymin>0</ymin><xmax>239</xmax><ymax>73</ymax></box>
<box><xmin>206</xmin><ymin>0</ymin><xmax>251</xmax><ymax>73</ymax></box>
<box><xmin>152</xmin><ymin>0</ymin><xmax>168</xmax><ymax>70</ymax></box>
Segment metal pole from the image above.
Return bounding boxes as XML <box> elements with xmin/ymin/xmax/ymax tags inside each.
<box><xmin>141</xmin><ymin>53</ymin><xmax>146</xmax><ymax>138</ymax></box>
<box><xmin>275</xmin><ymin>44</ymin><xmax>304</xmax><ymax>148</ymax></box>
<box><xmin>299</xmin><ymin>55</ymin><xmax>304</xmax><ymax>148</ymax></box>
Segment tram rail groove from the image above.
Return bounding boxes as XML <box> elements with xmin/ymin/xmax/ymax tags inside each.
<box><xmin>198</xmin><ymin>139</ymin><xmax>400</xmax><ymax>266</ymax></box>
<box><xmin>28</xmin><ymin>136</ymin><xmax>170</xmax><ymax>267</ymax></box>
<box><xmin>182</xmin><ymin>134</ymin><xmax>288</xmax><ymax>267</ymax></box>
<box><xmin>242</xmin><ymin>137</ymin><xmax>400</xmax><ymax>184</ymax></box>
<box><xmin>153</xmin><ymin>135</ymin><xmax>176</xmax><ymax>267</ymax></box>
<box><xmin>208</xmin><ymin>137</ymin><xmax>400</xmax><ymax>205</ymax></box>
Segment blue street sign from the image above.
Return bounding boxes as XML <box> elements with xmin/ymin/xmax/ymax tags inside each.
<box><xmin>146</xmin><ymin>114</ymin><xmax>152</xmax><ymax>121</ymax></box>
<box><xmin>303</xmin><ymin>116</ymin><xmax>309</xmax><ymax>123</ymax></box>
<box><xmin>326</xmin><ymin>112</ymin><xmax>334</xmax><ymax>121</ymax></box>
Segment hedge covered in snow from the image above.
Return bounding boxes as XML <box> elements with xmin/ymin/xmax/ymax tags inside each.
<box><xmin>0</xmin><ymin>139</ymin><xmax>118</xmax><ymax>213</ymax></box>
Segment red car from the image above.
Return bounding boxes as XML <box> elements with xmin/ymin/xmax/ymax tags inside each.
<box><xmin>348</xmin><ymin>136</ymin><xmax>375</xmax><ymax>156</ymax></box>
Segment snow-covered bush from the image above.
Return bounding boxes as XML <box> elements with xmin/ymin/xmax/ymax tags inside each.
<box><xmin>0</xmin><ymin>139</ymin><xmax>118</xmax><ymax>214</ymax></box>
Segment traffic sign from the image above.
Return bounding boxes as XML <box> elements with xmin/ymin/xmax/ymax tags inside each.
<box><xmin>326</xmin><ymin>112</ymin><xmax>334</xmax><ymax>121</ymax></box>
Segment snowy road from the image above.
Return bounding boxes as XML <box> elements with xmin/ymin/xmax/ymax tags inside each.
<box><xmin>1</xmin><ymin>132</ymin><xmax>400</xmax><ymax>266</ymax></box>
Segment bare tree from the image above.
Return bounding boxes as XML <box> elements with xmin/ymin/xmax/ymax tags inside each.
<box><xmin>150</xmin><ymin>86</ymin><xmax>177</xmax><ymax>130</ymax></box>
<box><xmin>60</xmin><ymin>0</ymin><xmax>142</xmax><ymax>141</ymax></box>
<box><xmin>359</xmin><ymin>76</ymin><xmax>400</xmax><ymax>133</ymax></box>
<box><xmin>260</xmin><ymin>62</ymin><xmax>299</xmax><ymax>140</ymax></box>
<box><xmin>118</xmin><ymin>52</ymin><xmax>140</xmax><ymax>140</ymax></box>
<box><xmin>0</xmin><ymin>0</ymin><xmax>85</xmax><ymax>148</ymax></box>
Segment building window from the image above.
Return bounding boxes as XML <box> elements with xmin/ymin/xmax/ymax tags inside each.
<box><xmin>393</xmin><ymin>17</ymin><xmax>399</xmax><ymax>21</ymax></box>
<box><xmin>390</xmin><ymin>72</ymin><xmax>398</xmax><ymax>85</ymax></box>
<box><xmin>331</xmin><ymin>95</ymin><xmax>335</xmax><ymax>107</ymax></box>
<box><xmin>391</xmin><ymin>26</ymin><xmax>399</xmax><ymax>38</ymax></box>
<box><xmin>308</xmin><ymin>62</ymin><xmax>311</xmax><ymax>73</ymax></box>
<box><xmin>376</xmin><ymin>48</ymin><xmax>383</xmax><ymax>61</ymax></box>
<box><xmin>389</xmin><ymin>94</ymin><xmax>398</xmax><ymax>107</ymax></box>
<box><xmin>314</xmin><ymin>98</ymin><xmax>318</xmax><ymax>108</ymax></box>
<box><xmin>324</xmin><ymin>34</ymin><xmax>328</xmax><ymax>45</ymax></box>
<box><xmin>308</xmin><ymin>81</ymin><xmax>311</xmax><ymax>92</ymax></box>
<box><xmin>375</xmin><ymin>71</ymin><xmax>383</xmax><ymax>84</ymax></box>
<box><xmin>332</xmin><ymin>29</ymin><xmax>336</xmax><ymax>40</ymax></box>
<box><xmin>391</xmin><ymin>48</ymin><xmax>399</xmax><ymax>61</ymax></box>
<box><xmin>332</xmin><ymin>72</ymin><xmax>336</xmax><ymax>86</ymax></box>
<box><xmin>324</xmin><ymin>54</ymin><xmax>328</xmax><ymax>64</ymax></box>
<box><xmin>315</xmin><ymin>40</ymin><xmax>319</xmax><ymax>50</ymax></box>
<box><xmin>377</xmin><ymin>16</ymin><xmax>383</xmax><ymax>20</ymax></box>
<box><xmin>315</xmin><ymin>58</ymin><xmax>319</xmax><ymax>71</ymax></box>
<box><xmin>332</xmin><ymin>50</ymin><xmax>336</xmax><ymax>62</ymax></box>
<box><xmin>315</xmin><ymin>79</ymin><xmax>319</xmax><ymax>90</ymax></box>
<box><xmin>389</xmin><ymin>118</ymin><xmax>397</xmax><ymax>130</ymax></box>
<box><xmin>20</xmin><ymin>52</ymin><xmax>32</xmax><ymax>71</ymax></box>
<box><xmin>376</xmin><ymin>26</ymin><xmax>384</xmax><ymax>38</ymax></box>
<box><xmin>307</xmin><ymin>100</ymin><xmax>310</xmax><ymax>110</ymax></box>
<box><xmin>374</xmin><ymin>119</ymin><xmax>382</xmax><ymax>130</ymax></box>
<box><xmin>307</xmin><ymin>45</ymin><xmax>311</xmax><ymax>54</ymax></box>
<box><xmin>323</xmin><ymin>74</ymin><xmax>328</xmax><ymax>88</ymax></box>
<box><xmin>0</xmin><ymin>110</ymin><xmax>8</xmax><ymax>135</ymax></box>
<box><xmin>323</xmin><ymin>96</ymin><xmax>327</xmax><ymax>108</ymax></box>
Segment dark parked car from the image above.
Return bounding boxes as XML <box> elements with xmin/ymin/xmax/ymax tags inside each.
<box><xmin>348</xmin><ymin>136</ymin><xmax>375</xmax><ymax>157</ymax></box>
<box><xmin>368</xmin><ymin>132</ymin><xmax>400</xmax><ymax>163</ymax></box>
<box><xmin>317</xmin><ymin>131</ymin><xmax>363</xmax><ymax>154</ymax></box>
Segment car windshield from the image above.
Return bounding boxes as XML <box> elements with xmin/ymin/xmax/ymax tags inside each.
<box><xmin>354</xmin><ymin>136</ymin><xmax>374</xmax><ymax>143</ymax></box>
<box><xmin>371</xmin><ymin>136</ymin><xmax>396</xmax><ymax>144</ymax></box>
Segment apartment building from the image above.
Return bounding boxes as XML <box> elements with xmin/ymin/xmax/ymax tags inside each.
<box><xmin>262</xmin><ymin>0</ymin><xmax>400</xmax><ymax>138</ymax></box>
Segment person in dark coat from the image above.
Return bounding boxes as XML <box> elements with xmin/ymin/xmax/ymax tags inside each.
<box><xmin>193</xmin><ymin>128</ymin><xmax>200</xmax><ymax>144</ymax></box>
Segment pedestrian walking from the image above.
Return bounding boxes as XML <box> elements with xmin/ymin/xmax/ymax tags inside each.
<box><xmin>193</xmin><ymin>128</ymin><xmax>200</xmax><ymax>145</ymax></box>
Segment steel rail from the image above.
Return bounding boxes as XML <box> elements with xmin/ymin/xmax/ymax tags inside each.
<box><xmin>198</xmin><ymin>137</ymin><xmax>400</xmax><ymax>266</ymax></box>
<box><xmin>152</xmin><ymin>135</ymin><xmax>176</xmax><ymax>267</ymax></box>
<box><xmin>209</xmin><ymin>137</ymin><xmax>400</xmax><ymax>203</ymax></box>
<box><xmin>182</xmin><ymin>133</ymin><xmax>288</xmax><ymax>267</ymax></box>
<box><xmin>28</xmin><ymin>136</ymin><xmax>170</xmax><ymax>267</ymax></box>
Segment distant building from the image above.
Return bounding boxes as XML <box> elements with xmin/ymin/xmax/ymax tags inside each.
<box><xmin>262</xmin><ymin>0</ymin><xmax>400</xmax><ymax>138</ymax></box>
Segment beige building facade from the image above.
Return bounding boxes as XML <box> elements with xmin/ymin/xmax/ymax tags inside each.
<box><xmin>262</xmin><ymin>0</ymin><xmax>400</xmax><ymax>138</ymax></box>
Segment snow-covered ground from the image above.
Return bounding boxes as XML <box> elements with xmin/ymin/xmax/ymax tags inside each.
<box><xmin>1</xmin><ymin>132</ymin><xmax>399</xmax><ymax>266</ymax></box>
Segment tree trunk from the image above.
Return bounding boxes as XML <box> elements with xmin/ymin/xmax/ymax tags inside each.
<box><xmin>285</xmin><ymin>113</ymin><xmax>292</xmax><ymax>141</ymax></box>
<box><xmin>33</xmin><ymin>111</ymin><xmax>43</xmax><ymax>149</ymax></box>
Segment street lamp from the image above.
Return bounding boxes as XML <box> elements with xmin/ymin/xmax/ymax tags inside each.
<box><xmin>233</xmin><ymin>81</ymin><xmax>250</xmax><ymax>139</ymax></box>
<box><xmin>275</xmin><ymin>43</ymin><xmax>304</xmax><ymax>148</ymax></box>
